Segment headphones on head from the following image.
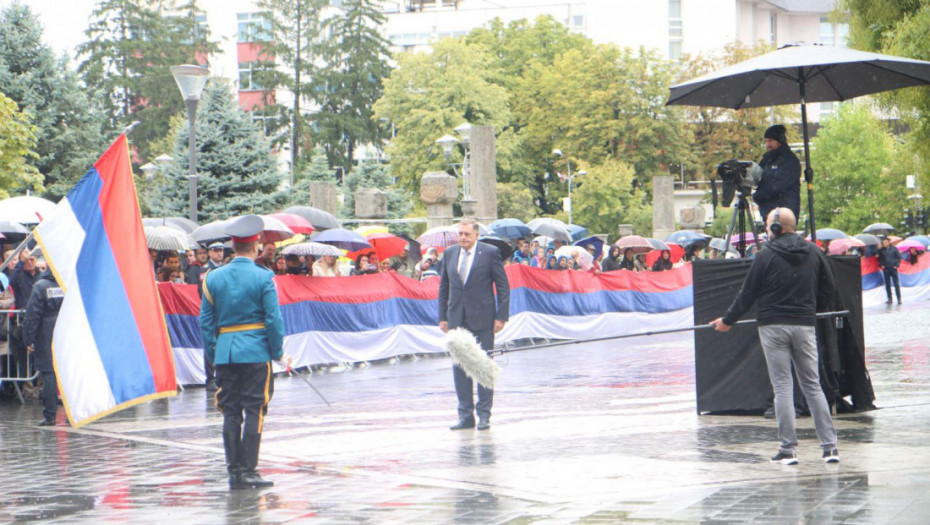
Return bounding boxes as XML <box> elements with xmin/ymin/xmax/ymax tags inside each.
<box><xmin>770</xmin><ymin>208</ymin><xmax>782</xmax><ymax>236</ymax></box>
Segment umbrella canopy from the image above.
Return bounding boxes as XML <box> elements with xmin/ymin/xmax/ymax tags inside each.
<box><xmin>814</xmin><ymin>228</ymin><xmax>848</xmax><ymax>241</ymax></box>
<box><xmin>555</xmin><ymin>245</ymin><xmax>594</xmax><ymax>270</ymax></box>
<box><xmin>532</xmin><ymin>235</ymin><xmax>555</xmax><ymax>247</ymax></box>
<box><xmin>889</xmin><ymin>235</ymin><xmax>903</xmax><ymax>245</ymax></box>
<box><xmin>568</xmin><ymin>224</ymin><xmax>589</xmax><ymax>242</ymax></box>
<box><xmin>478</xmin><ymin>236</ymin><xmax>514</xmax><ymax>261</ymax></box>
<box><xmin>489</xmin><ymin>218</ymin><xmax>531</xmax><ymax>240</ymax></box>
<box><xmin>348</xmin><ymin>232</ymin><xmax>409</xmax><ymax>261</ymax></box>
<box><xmin>417</xmin><ymin>224</ymin><xmax>493</xmax><ymax>248</ymax></box>
<box><xmin>646</xmin><ymin>238</ymin><xmax>669</xmax><ymax>251</ymax></box>
<box><xmin>283</xmin><ymin>206</ymin><xmax>341</xmax><ymax>231</ymax></box>
<box><xmin>897</xmin><ymin>239</ymin><xmax>926</xmax><ymax>253</ymax></box>
<box><xmin>863</xmin><ymin>223</ymin><xmax>896</xmax><ymax>235</ymax></box>
<box><xmin>282</xmin><ymin>242</ymin><xmax>344</xmax><ymax>258</ymax></box>
<box><xmin>144</xmin><ymin>225</ymin><xmax>195</xmax><ymax>251</ymax></box>
<box><xmin>668</xmin><ymin>43</ymin><xmax>930</xmax><ymax>243</ymax></box>
<box><xmin>142</xmin><ymin>217</ymin><xmax>199</xmax><ymax>234</ymax></box>
<box><xmin>646</xmin><ymin>243</ymin><xmax>685</xmax><ymax>267</ymax></box>
<box><xmin>527</xmin><ymin>218</ymin><xmax>572</xmax><ymax>243</ymax></box>
<box><xmin>709</xmin><ymin>238</ymin><xmax>739</xmax><ymax>256</ymax></box>
<box><xmin>905</xmin><ymin>235</ymin><xmax>930</xmax><ymax>247</ymax></box>
<box><xmin>0</xmin><ymin>195</ymin><xmax>57</xmax><ymax>224</ymax></box>
<box><xmin>664</xmin><ymin>230</ymin><xmax>705</xmax><ymax>246</ymax></box>
<box><xmin>614</xmin><ymin>235</ymin><xmax>653</xmax><ymax>254</ymax></box>
<box><xmin>0</xmin><ymin>220</ymin><xmax>30</xmax><ymax>243</ymax></box>
<box><xmin>311</xmin><ymin>228</ymin><xmax>371</xmax><ymax>252</ymax></box>
<box><xmin>190</xmin><ymin>218</ymin><xmax>233</xmax><ymax>245</ymax></box>
<box><xmin>269</xmin><ymin>213</ymin><xmax>315</xmax><ymax>235</ymax></box>
<box><xmin>574</xmin><ymin>235</ymin><xmax>605</xmax><ymax>260</ymax></box>
<box><xmin>355</xmin><ymin>225</ymin><xmax>389</xmax><ymax>236</ymax></box>
<box><xmin>828</xmin><ymin>237</ymin><xmax>866</xmax><ymax>255</ymax></box>
<box><xmin>252</xmin><ymin>215</ymin><xmax>296</xmax><ymax>244</ymax></box>
<box><xmin>854</xmin><ymin>233</ymin><xmax>881</xmax><ymax>246</ymax></box>
<box><xmin>729</xmin><ymin>232</ymin><xmax>757</xmax><ymax>245</ymax></box>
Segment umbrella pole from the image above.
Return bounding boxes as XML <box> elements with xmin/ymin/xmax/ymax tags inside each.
<box><xmin>799</xmin><ymin>74</ymin><xmax>817</xmax><ymax>243</ymax></box>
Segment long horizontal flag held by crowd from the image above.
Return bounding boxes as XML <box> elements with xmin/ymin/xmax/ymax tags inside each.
<box><xmin>34</xmin><ymin>134</ymin><xmax>177</xmax><ymax>428</ymax></box>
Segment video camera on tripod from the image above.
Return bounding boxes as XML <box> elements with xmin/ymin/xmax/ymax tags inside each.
<box><xmin>716</xmin><ymin>159</ymin><xmax>763</xmax><ymax>207</ymax></box>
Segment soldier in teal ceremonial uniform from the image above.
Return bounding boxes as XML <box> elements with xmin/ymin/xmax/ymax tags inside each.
<box><xmin>200</xmin><ymin>215</ymin><xmax>287</xmax><ymax>490</ymax></box>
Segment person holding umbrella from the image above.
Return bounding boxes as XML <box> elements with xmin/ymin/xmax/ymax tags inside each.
<box><xmin>752</xmin><ymin>125</ymin><xmax>801</xmax><ymax>222</ymax></box>
<box><xmin>877</xmin><ymin>236</ymin><xmax>903</xmax><ymax>305</ymax></box>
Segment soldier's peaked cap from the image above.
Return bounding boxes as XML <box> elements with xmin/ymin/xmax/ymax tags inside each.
<box><xmin>224</xmin><ymin>215</ymin><xmax>264</xmax><ymax>243</ymax></box>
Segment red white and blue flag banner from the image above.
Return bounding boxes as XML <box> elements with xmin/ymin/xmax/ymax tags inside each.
<box><xmin>160</xmin><ymin>265</ymin><xmax>694</xmax><ymax>384</ymax></box>
<box><xmin>35</xmin><ymin>134</ymin><xmax>177</xmax><ymax>427</ymax></box>
<box><xmin>861</xmin><ymin>255</ymin><xmax>930</xmax><ymax>306</ymax></box>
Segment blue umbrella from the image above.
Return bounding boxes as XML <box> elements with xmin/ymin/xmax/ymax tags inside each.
<box><xmin>311</xmin><ymin>228</ymin><xmax>371</xmax><ymax>252</ymax></box>
<box><xmin>489</xmin><ymin>218</ymin><xmax>531</xmax><ymax>240</ymax></box>
<box><xmin>905</xmin><ymin>235</ymin><xmax>930</xmax><ymax>247</ymax></box>
<box><xmin>574</xmin><ymin>235</ymin><xmax>604</xmax><ymax>259</ymax></box>
<box><xmin>568</xmin><ymin>224</ymin><xmax>589</xmax><ymax>242</ymax></box>
<box><xmin>664</xmin><ymin>230</ymin><xmax>706</xmax><ymax>246</ymax></box>
<box><xmin>815</xmin><ymin>228</ymin><xmax>847</xmax><ymax>241</ymax></box>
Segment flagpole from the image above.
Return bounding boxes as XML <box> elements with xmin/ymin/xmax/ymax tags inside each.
<box><xmin>0</xmin><ymin>231</ymin><xmax>37</xmax><ymax>275</ymax></box>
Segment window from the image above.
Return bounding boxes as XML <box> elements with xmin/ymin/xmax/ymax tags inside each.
<box><xmin>572</xmin><ymin>15</ymin><xmax>585</xmax><ymax>29</ymax></box>
<box><xmin>819</xmin><ymin>17</ymin><xmax>834</xmax><ymax>46</ymax></box>
<box><xmin>238</xmin><ymin>12</ymin><xmax>271</xmax><ymax>43</ymax></box>
<box><xmin>668</xmin><ymin>0</ymin><xmax>682</xmax><ymax>60</ymax></box>
<box><xmin>837</xmin><ymin>23</ymin><xmax>849</xmax><ymax>47</ymax></box>
<box><xmin>769</xmin><ymin>14</ymin><xmax>777</xmax><ymax>45</ymax></box>
<box><xmin>819</xmin><ymin>101</ymin><xmax>837</xmax><ymax>119</ymax></box>
<box><xmin>238</xmin><ymin>61</ymin><xmax>266</xmax><ymax>91</ymax></box>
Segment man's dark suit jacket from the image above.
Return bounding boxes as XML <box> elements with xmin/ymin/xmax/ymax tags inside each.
<box><xmin>438</xmin><ymin>242</ymin><xmax>510</xmax><ymax>332</ymax></box>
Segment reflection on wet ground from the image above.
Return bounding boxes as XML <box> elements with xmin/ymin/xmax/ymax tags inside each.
<box><xmin>1</xmin><ymin>302</ymin><xmax>929</xmax><ymax>523</ymax></box>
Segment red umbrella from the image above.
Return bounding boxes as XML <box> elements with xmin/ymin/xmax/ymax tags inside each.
<box><xmin>269</xmin><ymin>213</ymin><xmax>315</xmax><ymax>235</ymax></box>
<box><xmin>348</xmin><ymin>232</ymin><xmax>408</xmax><ymax>261</ymax></box>
<box><xmin>645</xmin><ymin>242</ymin><xmax>685</xmax><ymax>267</ymax></box>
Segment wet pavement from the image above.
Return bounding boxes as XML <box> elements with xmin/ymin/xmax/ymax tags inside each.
<box><xmin>2</xmin><ymin>302</ymin><xmax>930</xmax><ymax>523</ymax></box>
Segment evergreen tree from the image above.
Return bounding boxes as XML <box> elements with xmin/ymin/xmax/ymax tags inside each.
<box><xmin>288</xmin><ymin>145</ymin><xmax>337</xmax><ymax>205</ymax></box>
<box><xmin>77</xmin><ymin>0</ymin><xmax>219</xmax><ymax>162</ymax></box>
<box><xmin>316</xmin><ymin>0</ymin><xmax>392</xmax><ymax>171</ymax></box>
<box><xmin>257</xmin><ymin>0</ymin><xmax>327</xmax><ymax>182</ymax></box>
<box><xmin>151</xmin><ymin>82</ymin><xmax>286</xmax><ymax>221</ymax></box>
<box><xmin>341</xmin><ymin>160</ymin><xmax>413</xmax><ymax>235</ymax></box>
<box><xmin>0</xmin><ymin>4</ymin><xmax>108</xmax><ymax>199</ymax></box>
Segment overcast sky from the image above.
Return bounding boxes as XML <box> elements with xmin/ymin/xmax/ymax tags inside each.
<box><xmin>2</xmin><ymin>0</ymin><xmax>97</xmax><ymax>60</ymax></box>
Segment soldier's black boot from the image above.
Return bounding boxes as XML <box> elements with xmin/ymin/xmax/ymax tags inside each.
<box><xmin>239</xmin><ymin>433</ymin><xmax>273</xmax><ymax>488</ymax></box>
<box><xmin>222</xmin><ymin>430</ymin><xmax>243</xmax><ymax>489</ymax></box>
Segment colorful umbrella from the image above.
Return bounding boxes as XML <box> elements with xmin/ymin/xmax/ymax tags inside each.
<box><xmin>251</xmin><ymin>215</ymin><xmax>296</xmax><ymax>244</ymax></box>
<box><xmin>348</xmin><ymin>232</ymin><xmax>409</xmax><ymax>261</ymax></box>
<box><xmin>828</xmin><ymin>237</ymin><xmax>865</xmax><ymax>255</ymax></box>
<box><xmin>896</xmin><ymin>239</ymin><xmax>926</xmax><ymax>253</ymax></box>
<box><xmin>889</xmin><ymin>235</ymin><xmax>903</xmax><ymax>245</ymax></box>
<box><xmin>269</xmin><ymin>213</ymin><xmax>315</xmax><ymax>235</ymax></box>
<box><xmin>729</xmin><ymin>232</ymin><xmax>757</xmax><ymax>245</ymax></box>
<box><xmin>574</xmin><ymin>235</ymin><xmax>605</xmax><ymax>260</ymax></box>
<box><xmin>312</xmin><ymin>228</ymin><xmax>371</xmax><ymax>252</ymax></box>
<box><xmin>646</xmin><ymin>242</ymin><xmax>685</xmax><ymax>267</ymax></box>
<box><xmin>555</xmin><ymin>245</ymin><xmax>594</xmax><ymax>270</ymax></box>
<box><xmin>614</xmin><ymin>235</ymin><xmax>653</xmax><ymax>254</ymax></box>
<box><xmin>905</xmin><ymin>235</ymin><xmax>930</xmax><ymax>247</ymax></box>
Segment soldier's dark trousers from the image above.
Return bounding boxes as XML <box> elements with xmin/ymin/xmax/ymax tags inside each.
<box><xmin>216</xmin><ymin>363</ymin><xmax>274</xmax><ymax>485</ymax></box>
<box><xmin>41</xmin><ymin>371</ymin><xmax>57</xmax><ymax>422</ymax></box>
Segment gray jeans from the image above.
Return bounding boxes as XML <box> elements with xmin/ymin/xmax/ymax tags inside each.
<box><xmin>758</xmin><ymin>325</ymin><xmax>837</xmax><ymax>453</ymax></box>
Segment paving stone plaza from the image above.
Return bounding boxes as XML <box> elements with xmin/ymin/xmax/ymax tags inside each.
<box><xmin>1</xmin><ymin>302</ymin><xmax>929</xmax><ymax>524</ymax></box>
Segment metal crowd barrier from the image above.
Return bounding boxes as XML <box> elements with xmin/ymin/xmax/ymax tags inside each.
<box><xmin>0</xmin><ymin>309</ymin><xmax>40</xmax><ymax>405</ymax></box>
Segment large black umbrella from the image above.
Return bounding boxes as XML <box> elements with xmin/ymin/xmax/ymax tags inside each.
<box><xmin>667</xmin><ymin>42</ymin><xmax>930</xmax><ymax>243</ymax></box>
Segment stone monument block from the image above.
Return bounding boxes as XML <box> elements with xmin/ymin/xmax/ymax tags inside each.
<box><xmin>470</xmin><ymin>125</ymin><xmax>498</xmax><ymax>224</ymax></box>
<box><xmin>420</xmin><ymin>171</ymin><xmax>458</xmax><ymax>229</ymax></box>
<box><xmin>309</xmin><ymin>181</ymin><xmax>338</xmax><ymax>216</ymax></box>
<box><xmin>679</xmin><ymin>206</ymin><xmax>706</xmax><ymax>230</ymax></box>
<box><xmin>355</xmin><ymin>188</ymin><xmax>388</xmax><ymax>219</ymax></box>
<box><xmin>617</xmin><ymin>224</ymin><xmax>634</xmax><ymax>238</ymax></box>
<box><xmin>652</xmin><ymin>176</ymin><xmax>675</xmax><ymax>239</ymax></box>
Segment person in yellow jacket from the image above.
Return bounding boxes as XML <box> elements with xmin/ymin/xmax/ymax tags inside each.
<box><xmin>200</xmin><ymin>214</ymin><xmax>287</xmax><ymax>489</ymax></box>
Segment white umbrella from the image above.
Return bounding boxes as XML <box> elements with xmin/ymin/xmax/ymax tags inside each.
<box><xmin>0</xmin><ymin>195</ymin><xmax>56</xmax><ymax>224</ymax></box>
<box><xmin>554</xmin><ymin>245</ymin><xmax>593</xmax><ymax>270</ymax></box>
<box><xmin>527</xmin><ymin>218</ymin><xmax>572</xmax><ymax>243</ymax></box>
<box><xmin>144</xmin><ymin>226</ymin><xmax>195</xmax><ymax>251</ymax></box>
<box><xmin>281</xmin><ymin>242</ymin><xmax>344</xmax><ymax>258</ymax></box>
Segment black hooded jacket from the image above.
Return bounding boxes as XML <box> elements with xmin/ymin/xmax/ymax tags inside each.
<box><xmin>23</xmin><ymin>271</ymin><xmax>64</xmax><ymax>373</ymax></box>
<box><xmin>753</xmin><ymin>143</ymin><xmax>801</xmax><ymax>221</ymax></box>
<box><xmin>722</xmin><ymin>232</ymin><xmax>836</xmax><ymax>327</ymax></box>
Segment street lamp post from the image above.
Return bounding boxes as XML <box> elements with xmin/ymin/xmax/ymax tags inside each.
<box><xmin>170</xmin><ymin>65</ymin><xmax>210</xmax><ymax>222</ymax></box>
<box><xmin>553</xmin><ymin>149</ymin><xmax>585</xmax><ymax>225</ymax></box>
<box><xmin>435</xmin><ymin>122</ymin><xmax>475</xmax><ymax>214</ymax></box>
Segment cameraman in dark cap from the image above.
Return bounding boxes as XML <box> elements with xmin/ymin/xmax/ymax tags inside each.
<box><xmin>753</xmin><ymin>124</ymin><xmax>801</xmax><ymax>222</ymax></box>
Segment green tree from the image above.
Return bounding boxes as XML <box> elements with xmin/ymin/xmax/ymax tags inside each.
<box><xmin>257</xmin><ymin>0</ymin><xmax>327</xmax><ymax>181</ymax></box>
<box><xmin>495</xmin><ymin>182</ymin><xmax>535</xmax><ymax>223</ymax></box>
<box><xmin>0</xmin><ymin>93</ymin><xmax>41</xmax><ymax>198</ymax></box>
<box><xmin>373</xmin><ymin>38</ymin><xmax>511</xmax><ymax>194</ymax></box>
<box><xmin>316</xmin><ymin>0</ymin><xmax>392</xmax><ymax>171</ymax></box>
<box><xmin>288</xmin><ymin>145</ymin><xmax>336</xmax><ymax>205</ymax></box>
<box><xmin>570</xmin><ymin>158</ymin><xmax>651</xmax><ymax>239</ymax></box>
<box><xmin>0</xmin><ymin>4</ymin><xmax>108</xmax><ymax>199</ymax></box>
<box><xmin>77</xmin><ymin>0</ymin><xmax>219</xmax><ymax>161</ymax></box>
<box><xmin>341</xmin><ymin>160</ymin><xmax>413</xmax><ymax>235</ymax></box>
<box><xmin>150</xmin><ymin>82</ymin><xmax>286</xmax><ymax>221</ymax></box>
<box><xmin>810</xmin><ymin>102</ymin><xmax>904</xmax><ymax>232</ymax></box>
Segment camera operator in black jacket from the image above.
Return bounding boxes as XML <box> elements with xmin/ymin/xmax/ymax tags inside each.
<box><xmin>877</xmin><ymin>236</ymin><xmax>903</xmax><ymax>305</ymax></box>
<box><xmin>753</xmin><ymin>125</ymin><xmax>801</xmax><ymax>222</ymax></box>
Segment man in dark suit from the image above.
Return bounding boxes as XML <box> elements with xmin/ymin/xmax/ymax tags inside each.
<box><xmin>439</xmin><ymin>218</ymin><xmax>510</xmax><ymax>431</ymax></box>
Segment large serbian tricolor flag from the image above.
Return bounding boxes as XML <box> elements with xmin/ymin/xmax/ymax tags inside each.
<box><xmin>861</xmin><ymin>254</ymin><xmax>930</xmax><ymax>306</ymax></box>
<box><xmin>35</xmin><ymin>134</ymin><xmax>177</xmax><ymax>427</ymax></box>
<box><xmin>159</xmin><ymin>265</ymin><xmax>693</xmax><ymax>384</ymax></box>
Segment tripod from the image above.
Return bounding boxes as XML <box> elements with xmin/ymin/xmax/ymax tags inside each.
<box><xmin>722</xmin><ymin>191</ymin><xmax>758</xmax><ymax>258</ymax></box>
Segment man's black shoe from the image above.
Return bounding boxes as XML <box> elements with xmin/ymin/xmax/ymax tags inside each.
<box><xmin>238</xmin><ymin>470</ymin><xmax>273</xmax><ymax>489</ymax></box>
<box><xmin>37</xmin><ymin>419</ymin><xmax>55</xmax><ymax>427</ymax></box>
<box><xmin>763</xmin><ymin>407</ymin><xmax>775</xmax><ymax>419</ymax></box>
<box><xmin>477</xmin><ymin>418</ymin><xmax>490</xmax><ymax>431</ymax></box>
<box><xmin>450</xmin><ymin>418</ymin><xmax>475</xmax><ymax>430</ymax></box>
